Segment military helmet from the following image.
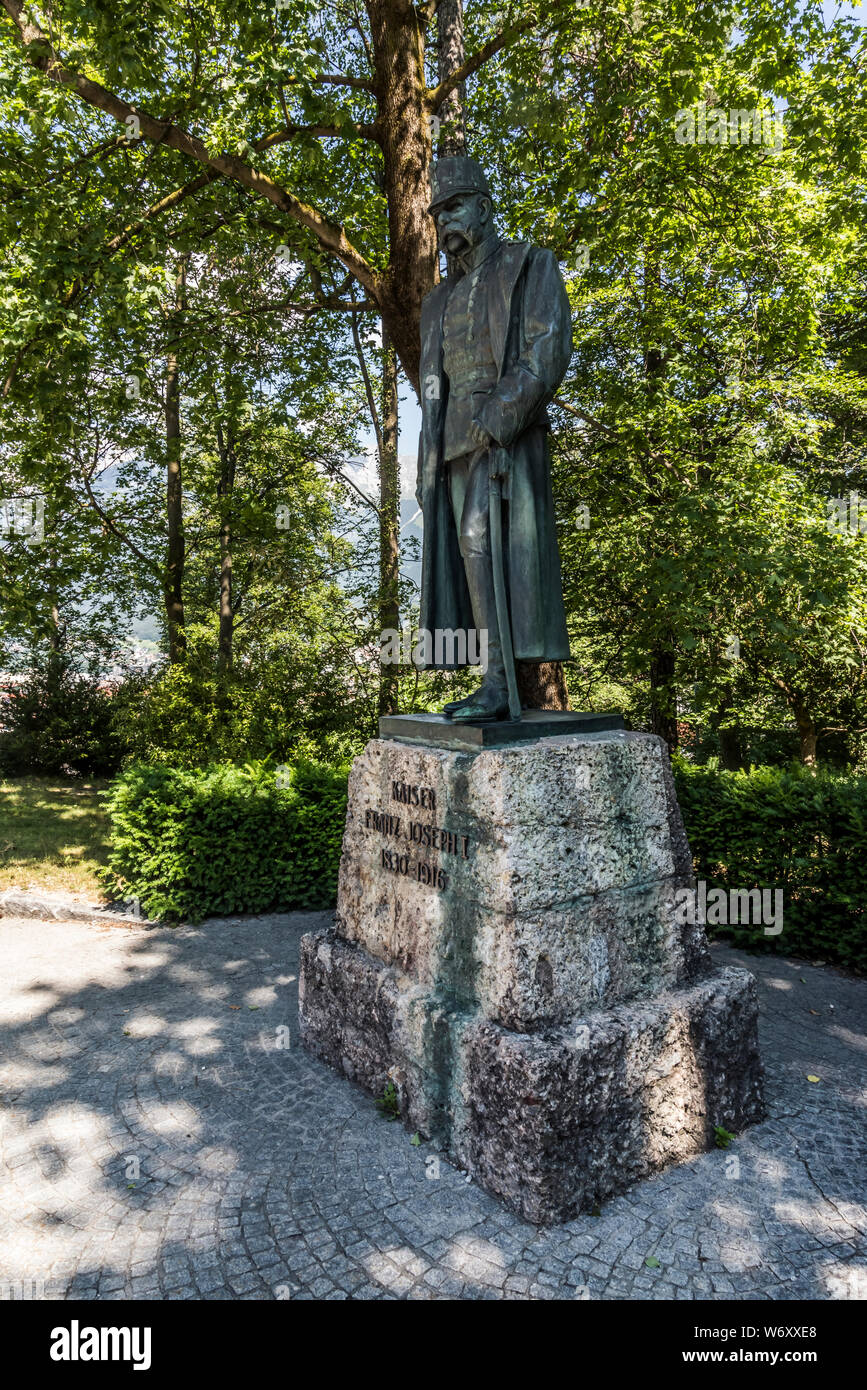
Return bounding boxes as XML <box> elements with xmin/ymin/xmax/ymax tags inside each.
<box><xmin>427</xmin><ymin>156</ymin><xmax>493</xmax><ymax>214</ymax></box>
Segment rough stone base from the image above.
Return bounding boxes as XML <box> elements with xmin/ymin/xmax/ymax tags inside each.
<box><xmin>331</xmin><ymin>732</ymin><xmax>710</xmax><ymax>1031</ymax></box>
<box><xmin>299</xmin><ymin>930</ymin><xmax>764</xmax><ymax>1225</ymax></box>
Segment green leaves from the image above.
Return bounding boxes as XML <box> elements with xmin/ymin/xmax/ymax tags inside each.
<box><xmin>2</xmin><ymin>0</ymin><xmax>866</xmax><ymax>775</ymax></box>
<box><xmin>99</xmin><ymin>756</ymin><xmax>350</xmax><ymax>923</ymax></box>
<box><xmin>674</xmin><ymin>760</ymin><xmax>867</xmax><ymax>971</ymax></box>
<box><xmin>375</xmin><ymin>1081</ymin><xmax>400</xmax><ymax>1121</ymax></box>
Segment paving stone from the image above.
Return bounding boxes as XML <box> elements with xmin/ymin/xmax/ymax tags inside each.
<box><xmin>0</xmin><ymin>915</ymin><xmax>863</xmax><ymax>1300</ymax></box>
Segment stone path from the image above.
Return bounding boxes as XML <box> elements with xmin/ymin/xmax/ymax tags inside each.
<box><xmin>0</xmin><ymin>911</ymin><xmax>864</xmax><ymax>1301</ymax></box>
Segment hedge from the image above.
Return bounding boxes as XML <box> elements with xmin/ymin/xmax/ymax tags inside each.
<box><xmin>673</xmin><ymin>760</ymin><xmax>867</xmax><ymax>971</ymax></box>
<box><xmin>100</xmin><ymin>759</ymin><xmax>349</xmax><ymax>923</ymax></box>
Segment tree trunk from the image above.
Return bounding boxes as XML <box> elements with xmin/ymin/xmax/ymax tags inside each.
<box><xmin>711</xmin><ymin>684</ymin><xmax>745</xmax><ymax>770</ymax></box>
<box><xmin>217</xmin><ymin>521</ymin><xmax>233</xmax><ymax>673</ymax></box>
<box><xmin>517</xmin><ymin>661</ymin><xmax>569</xmax><ymax>711</ymax></box>
<box><xmin>650</xmin><ymin>644</ymin><xmax>678</xmax><ymax>751</ymax></box>
<box><xmin>216</xmin><ymin>420</ymin><xmax>236</xmax><ymax>675</ymax></box>
<box><xmin>46</xmin><ymin>546</ymin><xmax>64</xmax><ymax>654</ymax></box>
<box><xmin>436</xmin><ymin>0</ymin><xmax>467</xmax><ymax>284</ymax></box>
<box><xmin>643</xmin><ymin>260</ymin><xmax>678</xmax><ymax>747</ymax></box>
<box><xmin>7</xmin><ymin>0</ymin><xmax>580</xmax><ymax>396</ymax></box>
<box><xmin>798</xmin><ymin>725</ymin><xmax>818</xmax><ymax>766</ymax></box>
<box><xmin>793</xmin><ymin>699</ymin><xmax>818</xmax><ymax>767</ymax></box>
<box><xmin>368</xmin><ymin>0</ymin><xmax>439</xmax><ymax>396</ymax></box>
<box><xmin>718</xmin><ymin>725</ymin><xmax>745</xmax><ymax>772</ymax></box>
<box><xmin>436</xmin><ymin>0</ymin><xmax>467</xmax><ymax>157</ymax></box>
<box><xmin>48</xmin><ymin>603</ymin><xmax>63</xmax><ymax>652</ymax></box>
<box><xmin>378</xmin><ymin>323</ymin><xmax>401</xmax><ymax>717</ymax></box>
<box><xmin>164</xmin><ymin>256</ymin><xmax>187</xmax><ymax>662</ymax></box>
<box><xmin>767</xmin><ymin>676</ymin><xmax>820</xmax><ymax>769</ymax></box>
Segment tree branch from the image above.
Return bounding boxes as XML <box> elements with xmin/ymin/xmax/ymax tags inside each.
<box><xmin>79</xmin><ymin>472</ymin><xmax>163</xmax><ymax>583</ymax></box>
<box><xmin>35</xmin><ymin>132</ymin><xmax>129</xmax><ymax>187</ymax></box>
<box><xmin>426</xmin><ymin>14</ymin><xmax>538</xmax><ymax>110</ymax></box>
<box><xmin>1</xmin><ymin>169</ymin><xmax>221</xmax><ymax>397</ymax></box>
<box><xmin>2</xmin><ymin>0</ymin><xmax>380</xmax><ymax>295</ymax></box>
<box><xmin>552</xmin><ymin>396</ymin><xmax>618</xmax><ymax>435</ymax></box>
<box><xmin>295</xmin><ymin>72</ymin><xmax>376</xmax><ymax>92</ymax></box>
<box><xmin>351</xmin><ymin>312</ymin><xmax>384</xmax><ymax>461</ymax></box>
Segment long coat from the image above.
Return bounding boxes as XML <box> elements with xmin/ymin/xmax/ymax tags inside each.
<box><xmin>417</xmin><ymin>240</ymin><xmax>572</xmax><ymax>666</ymax></box>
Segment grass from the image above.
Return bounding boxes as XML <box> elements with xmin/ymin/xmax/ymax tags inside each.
<box><xmin>0</xmin><ymin>775</ymin><xmax>111</xmax><ymax>898</ymax></box>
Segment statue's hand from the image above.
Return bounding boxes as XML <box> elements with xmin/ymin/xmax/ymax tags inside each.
<box><xmin>469</xmin><ymin>418</ymin><xmax>493</xmax><ymax>450</ymax></box>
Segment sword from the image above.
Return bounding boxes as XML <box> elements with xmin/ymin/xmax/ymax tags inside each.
<box><xmin>487</xmin><ymin>445</ymin><xmax>522</xmax><ymax>722</ymax></box>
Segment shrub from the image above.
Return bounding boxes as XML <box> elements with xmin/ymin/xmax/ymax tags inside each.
<box><xmin>108</xmin><ymin>658</ymin><xmax>371</xmax><ymax>768</ymax></box>
<box><xmin>0</xmin><ymin>655</ymin><xmax>119</xmax><ymax>775</ymax></box>
<box><xmin>100</xmin><ymin>758</ymin><xmax>349</xmax><ymax>922</ymax></box>
<box><xmin>674</xmin><ymin>759</ymin><xmax>867</xmax><ymax>972</ymax></box>
<box><xmin>109</xmin><ymin>664</ymin><xmax>244</xmax><ymax>769</ymax></box>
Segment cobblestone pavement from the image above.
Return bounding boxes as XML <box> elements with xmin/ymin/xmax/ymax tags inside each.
<box><xmin>0</xmin><ymin>912</ymin><xmax>865</xmax><ymax>1301</ymax></box>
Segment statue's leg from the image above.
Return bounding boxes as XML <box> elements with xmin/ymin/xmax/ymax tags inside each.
<box><xmin>442</xmin><ymin>455</ymin><xmax>478</xmax><ymax>715</ymax></box>
<box><xmin>448</xmin><ymin>454</ymin><xmax>468</xmax><ymax>531</ymax></box>
<box><xmin>448</xmin><ymin>452</ymin><xmax>509</xmax><ymax>722</ymax></box>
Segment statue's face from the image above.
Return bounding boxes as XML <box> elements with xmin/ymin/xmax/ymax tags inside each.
<box><xmin>434</xmin><ymin>192</ymin><xmax>492</xmax><ymax>258</ymax></box>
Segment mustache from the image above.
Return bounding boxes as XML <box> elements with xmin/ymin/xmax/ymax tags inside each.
<box><xmin>439</xmin><ymin>227</ymin><xmax>471</xmax><ymax>249</ymax></box>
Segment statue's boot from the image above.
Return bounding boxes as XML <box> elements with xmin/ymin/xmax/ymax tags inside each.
<box><xmin>445</xmin><ymin>551</ymin><xmax>511</xmax><ymax>723</ymax></box>
<box><xmin>449</xmin><ymin>675</ymin><xmax>510</xmax><ymax>723</ymax></box>
<box><xmin>443</xmin><ymin>690</ymin><xmax>477</xmax><ymax>716</ymax></box>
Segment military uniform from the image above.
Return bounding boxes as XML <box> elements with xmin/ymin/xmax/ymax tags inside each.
<box><xmin>416</xmin><ymin>159</ymin><xmax>573</xmax><ymax>702</ymax></box>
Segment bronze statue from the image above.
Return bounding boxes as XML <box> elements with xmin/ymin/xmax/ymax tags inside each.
<box><xmin>416</xmin><ymin>156</ymin><xmax>573</xmax><ymax>722</ymax></box>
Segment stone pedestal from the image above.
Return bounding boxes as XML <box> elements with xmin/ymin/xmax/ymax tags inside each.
<box><xmin>299</xmin><ymin>726</ymin><xmax>763</xmax><ymax>1224</ymax></box>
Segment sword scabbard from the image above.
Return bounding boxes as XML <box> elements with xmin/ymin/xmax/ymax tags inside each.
<box><xmin>488</xmin><ymin>451</ymin><xmax>522</xmax><ymax>722</ymax></box>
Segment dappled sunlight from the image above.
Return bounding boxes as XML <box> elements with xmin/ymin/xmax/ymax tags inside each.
<box><xmin>191</xmin><ymin>1145</ymin><xmax>240</xmax><ymax>1176</ymax></box>
<box><xmin>821</xmin><ymin>1261</ymin><xmax>867</xmax><ymax>1299</ymax></box>
<box><xmin>706</xmin><ymin>1198</ymin><xmax>758</xmax><ymax>1231</ymax></box>
<box><xmin>443</xmin><ymin>1234</ymin><xmax>508</xmax><ymax>1279</ymax></box>
<box><xmin>46</xmin><ymin>1005</ymin><xmax>88</xmax><ymax>1026</ymax></box>
<box><xmin>168</xmin><ymin>1016</ymin><xmax>223</xmax><ymax>1041</ymax></box>
<box><xmin>151</xmin><ymin>1049</ymin><xmax>194</xmax><ymax>1078</ymax></box>
<box><xmin>122</xmin><ymin>950</ymin><xmax>173</xmax><ymax>971</ymax></box>
<box><xmin>0</xmin><ymin>921</ymin><xmax>864</xmax><ymax>1300</ymax></box>
<box><xmin>0</xmin><ymin>918</ymin><xmax>282</xmax><ymax>1289</ymax></box>
<box><xmin>0</xmin><ymin>777</ymin><xmax>111</xmax><ymax>896</ymax></box>
<box><xmin>0</xmin><ymin>990</ymin><xmax>62</xmax><ymax>1024</ymax></box>
<box><xmin>829</xmin><ymin>1025</ymin><xmax>867</xmax><ymax>1053</ymax></box>
<box><xmin>640</xmin><ymin>1010</ymin><xmax>706</xmax><ymax>1174</ymax></box>
<box><xmin>749</xmin><ymin>1153</ymin><xmax>796</xmax><ymax>1187</ymax></box>
<box><xmin>363</xmin><ymin>1245</ymin><xmax>431</xmax><ymax>1292</ymax></box>
<box><xmin>242</xmin><ymin>985</ymin><xmax>280</xmax><ymax>1008</ymax></box>
<box><xmin>42</xmin><ymin>1102</ymin><xmax>122</xmax><ymax>1148</ymax></box>
<box><xmin>774</xmin><ymin>1195</ymin><xmax>867</xmax><ymax>1236</ymax></box>
<box><xmin>166</xmin><ymin>963</ymin><xmax>223</xmax><ymax>988</ymax></box>
<box><xmin>182</xmin><ymin>1034</ymin><xmax>224</xmax><ymax>1058</ymax></box>
<box><xmin>138</xmin><ymin>1102</ymin><xmax>203</xmax><ymax>1140</ymax></box>
<box><xmin>0</xmin><ymin>1060</ymin><xmax>70</xmax><ymax>1091</ymax></box>
<box><xmin>124</xmin><ymin>1014</ymin><xmax>168</xmax><ymax>1039</ymax></box>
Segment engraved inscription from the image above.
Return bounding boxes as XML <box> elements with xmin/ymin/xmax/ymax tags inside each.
<box><xmin>362</xmin><ymin>782</ymin><xmax>469</xmax><ymax>892</ymax></box>
<box><xmin>392</xmin><ymin>781</ymin><xmax>436</xmax><ymax>810</ymax></box>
